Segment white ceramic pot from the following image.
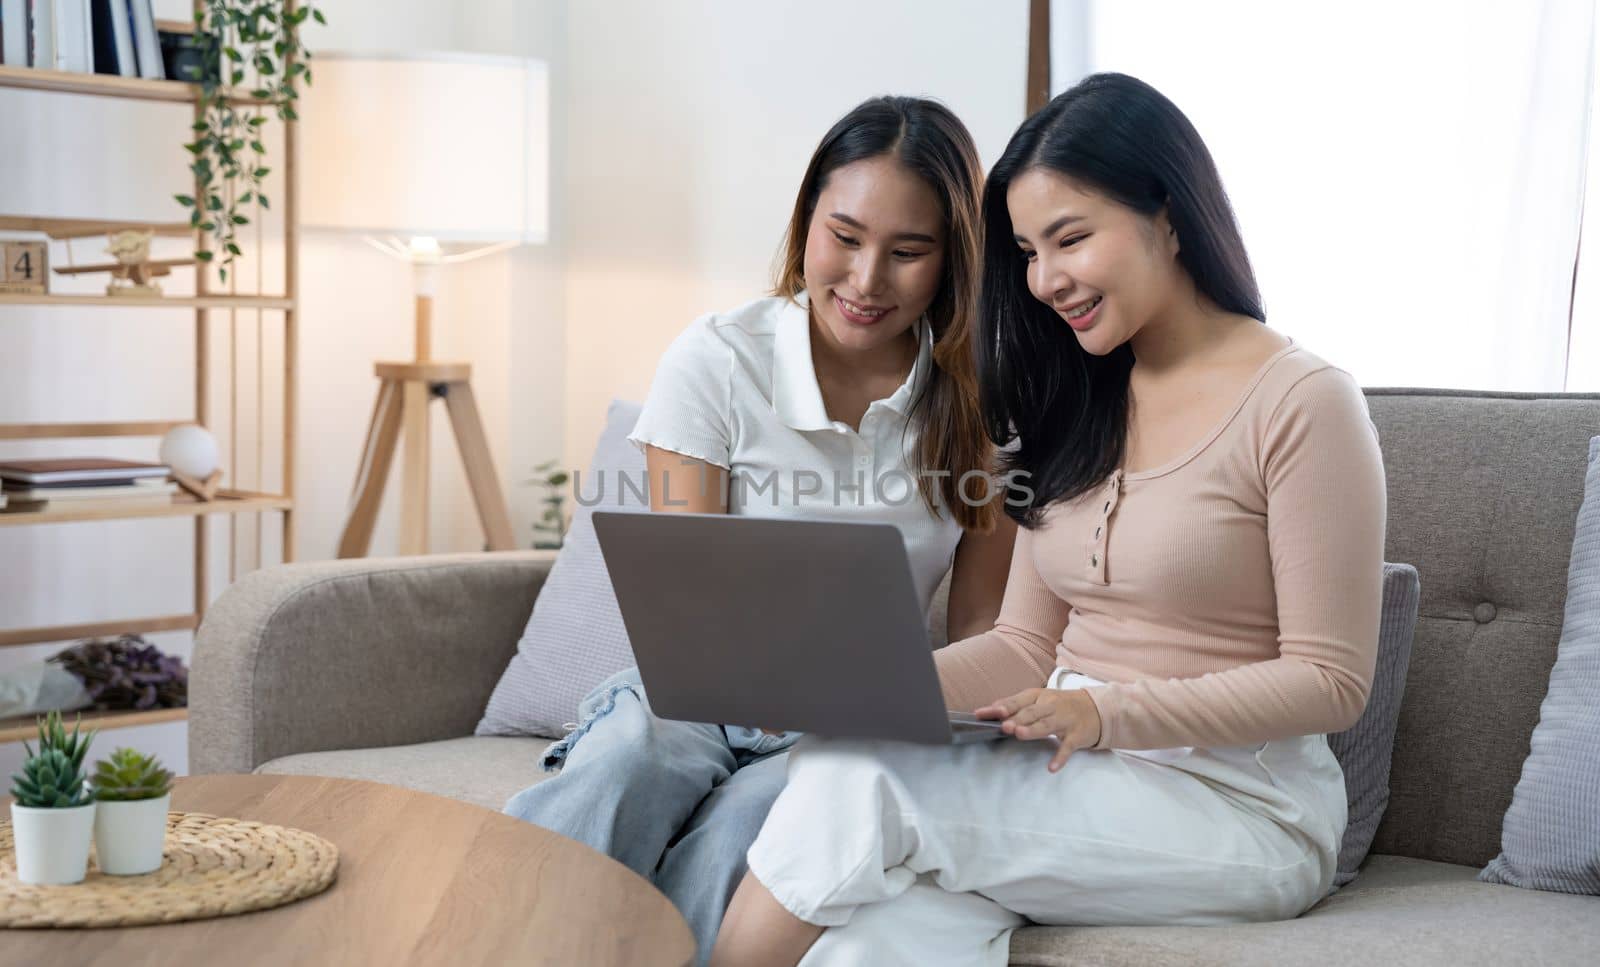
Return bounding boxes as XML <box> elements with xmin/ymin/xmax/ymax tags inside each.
<box><xmin>91</xmin><ymin>793</ymin><xmax>171</xmax><ymax>875</ymax></box>
<box><xmin>9</xmin><ymin>800</ymin><xmax>97</xmax><ymax>885</ymax></box>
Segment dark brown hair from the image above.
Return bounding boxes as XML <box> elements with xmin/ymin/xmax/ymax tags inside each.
<box><xmin>773</xmin><ymin>96</ymin><xmax>997</xmax><ymax>532</ymax></box>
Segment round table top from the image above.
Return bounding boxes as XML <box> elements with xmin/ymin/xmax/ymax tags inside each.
<box><xmin>2</xmin><ymin>773</ymin><xmax>695</xmax><ymax>967</ymax></box>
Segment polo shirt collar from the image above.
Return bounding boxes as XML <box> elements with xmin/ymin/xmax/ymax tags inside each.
<box><xmin>770</xmin><ymin>292</ymin><xmax>934</xmax><ymax>432</ymax></box>
<box><xmin>772</xmin><ymin>293</ymin><xmax>833</xmax><ymax>431</ymax></box>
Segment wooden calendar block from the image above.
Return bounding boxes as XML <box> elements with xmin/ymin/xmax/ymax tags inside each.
<box><xmin>0</xmin><ymin>241</ymin><xmax>48</xmax><ymax>294</ymax></box>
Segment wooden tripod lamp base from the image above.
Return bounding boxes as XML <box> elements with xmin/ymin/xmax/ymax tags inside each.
<box><xmin>337</xmin><ymin>360</ymin><xmax>516</xmax><ymax>558</ymax></box>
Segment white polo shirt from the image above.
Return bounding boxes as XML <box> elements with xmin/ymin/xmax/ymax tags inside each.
<box><xmin>628</xmin><ymin>292</ymin><xmax>962</xmax><ymax>615</ymax></box>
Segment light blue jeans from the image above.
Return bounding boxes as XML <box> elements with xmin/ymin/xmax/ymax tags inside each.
<box><xmin>502</xmin><ymin>667</ymin><xmax>800</xmax><ymax>965</ymax></box>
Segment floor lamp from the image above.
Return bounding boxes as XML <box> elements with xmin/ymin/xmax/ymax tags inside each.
<box><xmin>299</xmin><ymin>52</ymin><xmax>549</xmax><ymax>557</ymax></box>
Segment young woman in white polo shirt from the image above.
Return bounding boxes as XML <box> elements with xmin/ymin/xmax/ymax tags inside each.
<box><xmin>502</xmin><ymin>96</ymin><xmax>1016</xmax><ymax>965</ymax></box>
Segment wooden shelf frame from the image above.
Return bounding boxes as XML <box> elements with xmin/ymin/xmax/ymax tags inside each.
<box><xmin>0</xmin><ymin>293</ymin><xmax>292</xmax><ymax>309</ymax></box>
<box><xmin>0</xmin><ymin>215</ymin><xmax>193</xmax><ymax>239</ymax></box>
<box><xmin>0</xmin><ymin>489</ymin><xmax>292</xmax><ymax>527</ymax></box>
<box><xmin>0</xmin><ymin>217</ymin><xmax>291</xmax><ymax>310</ymax></box>
<box><xmin>0</xmin><ymin>420</ymin><xmax>186</xmax><ymax>440</ymax></box>
<box><xmin>0</xmin><ymin>64</ymin><xmax>274</xmax><ymax>107</ymax></box>
<box><xmin>0</xmin><ymin>2</ymin><xmax>302</xmax><ymax>744</ymax></box>
<box><xmin>0</xmin><ymin>614</ymin><xmax>199</xmax><ymax>649</ymax></box>
<box><xmin>0</xmin><ymin>707</ymin><xmax>188</xmax><ymax>744</ymax></box>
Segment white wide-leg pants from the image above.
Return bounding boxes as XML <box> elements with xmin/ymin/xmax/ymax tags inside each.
<box><xmin>744</xmin><ymin>673</ymin><xmax>1347</xmax><ymax>967</ymax></box>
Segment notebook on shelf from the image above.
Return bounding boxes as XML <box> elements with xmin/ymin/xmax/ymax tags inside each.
<box><xmin>0</xmin><ymin>458</ymin><xmax>171</xmax><ymax>485</ymax></box>
<box><xmin>2</xmin><ymin>480</ymin><xmax>178</xmax><ymax>500</ymax></box>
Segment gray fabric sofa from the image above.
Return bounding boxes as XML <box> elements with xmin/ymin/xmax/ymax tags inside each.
<box><xmin>190</xmin><ymin>388</ymin><xmax>1600</xmax><ymax>966</ymax></box>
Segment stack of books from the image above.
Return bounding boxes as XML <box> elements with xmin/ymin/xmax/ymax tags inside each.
<box><xmin>0</xmin><ymin>457</ymin><xmax>175</xmax><ymax>512</ymax></box>
<box><xmin>0</xmin><ymin>1</ymin><xmax>165</xmax><ymax>78</ymax></box>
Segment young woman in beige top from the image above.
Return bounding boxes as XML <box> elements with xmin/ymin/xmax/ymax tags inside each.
<box><xmin>712</xmin><ymin>73</ymin><xmax>1387</xmax><ymax>967</ymax></box>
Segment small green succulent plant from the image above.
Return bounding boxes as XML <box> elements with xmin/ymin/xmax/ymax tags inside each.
<box><xmin>8</xmin><ymin>711</ymin><xmax>98</xmax><ymax>809</ymax></box>
<box><xmin>89</xmin><ymin>748</ymin><xmax>175</xmax><ymax>802</ymax></box>
<box><xmin>36</xmin><ymin>709</ymin><xmax>98</xmax><ymax>770</ymax></box>
<box><xmin>10</xmin><ymin>747</ymin><xmax>92</xmax><ymax>808</ymax></box>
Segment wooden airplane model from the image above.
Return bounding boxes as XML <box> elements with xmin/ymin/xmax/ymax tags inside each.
<box><xmin>52</xmin><ymin>230</ymin><xmax>198</xmax><ymax>297</ymax></box>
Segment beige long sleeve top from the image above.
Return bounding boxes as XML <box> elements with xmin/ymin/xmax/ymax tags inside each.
<box><xmin>935</xmin><ymin>345</ymin><xmax>1387</xmax><ymax>751</ymax></box>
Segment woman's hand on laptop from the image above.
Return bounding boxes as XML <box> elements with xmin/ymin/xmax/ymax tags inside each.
<box><xmin>974</xmin><ymin>689</ymin><xmax>1102</xmax><ymax>773</ymax></box>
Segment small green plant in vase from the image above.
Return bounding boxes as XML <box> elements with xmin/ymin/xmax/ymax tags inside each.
<box><xmin>7</xmin><ymin>711</ymin><xmax>99</xmax><ymax>885</ymax></box>
<box><xmin>523</xmin><ymin>460</ymin><xmax>570</xmax><ymax>550</ymax></box>
<box><xmin>34</xmin><ymin>707</ymin><xmax>98</xmax><ymax>772</ymax></box>
<box><xmin>89</xmin><ymin>748</ymin><xmax>176</xmax><ymax>876</ymax></box>
<box><xmin>11</xmin><ymin>747</ymin><xmax>93</xmax><ymax>809</ymax></box>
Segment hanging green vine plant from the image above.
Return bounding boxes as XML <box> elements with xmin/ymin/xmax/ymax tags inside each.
<box><xmin>175</xmin><ymin>2</ymin><xmax>326</xmax><ymax>283</ymax></box>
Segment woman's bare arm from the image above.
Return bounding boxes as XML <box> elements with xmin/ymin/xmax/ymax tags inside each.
<box><xmin>644</xmin><ymin>445</ymin><xmax>730</xmax><ymax>514</ymax></box>
<box><xmin>945</xmin><ymin>515</ymin><xmax>1017</xmax><ymax>640</ymax></box>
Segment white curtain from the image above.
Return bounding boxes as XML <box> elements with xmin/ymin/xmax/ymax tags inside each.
<box><xmin>1053</xmin><ymin>0</ymin><xmax>1595</xmax><ymax>391</ymax></box>
<box><xmin>1568</xmin><ymin>5</ymin><xmax>1600</xmax><ymax>391</ymax></box>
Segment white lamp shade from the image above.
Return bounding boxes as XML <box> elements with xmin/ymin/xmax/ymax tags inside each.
<box><xmin>299</xmin><ymin>52</ymin><xmax>549</xmax><ymax>244</ymax></box>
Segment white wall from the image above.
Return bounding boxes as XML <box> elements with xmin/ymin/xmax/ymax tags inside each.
<box><xmin>559</xmin><ymin>0</ymin><xmax>1030</xmax><ymax>471</ymax></box>
<box><xmin>301</xmin><ymin>0</ymin><xmax>1033</xmax><ymax>552</ymax></box>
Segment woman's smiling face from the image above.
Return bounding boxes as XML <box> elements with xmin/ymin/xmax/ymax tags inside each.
<box><xmin>1006</xmin><ymin>167</ymin><xmax>1181</xmax><ymax>357</ymax></box>
<box><xmin>803</xmin><ymin>155</ymin><xmax>947</xmax><ymax>355</ymax></box>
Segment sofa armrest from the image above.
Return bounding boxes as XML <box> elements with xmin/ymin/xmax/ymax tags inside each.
<box><xmin>189</xmin><ymin>550</ymin><xmax>555</xmax><ymax>775</ymax></box>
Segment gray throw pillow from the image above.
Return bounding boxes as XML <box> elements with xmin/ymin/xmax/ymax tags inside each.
<box><xmin>475</xmin><ymin>400</ymin><xmax>647</xmax><ymax>738</ymax></box>
<box><xmin>1480</xmin><ymin>436</ymin><xmax>1600</xmax><ymax>895</ymax></box>
<box><xmin>1327</xmin><ymin>561</ymin><xmax>1421</xmax><ymax>888</ymax></box>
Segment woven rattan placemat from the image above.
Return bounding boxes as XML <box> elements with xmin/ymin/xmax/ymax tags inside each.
<box><xmin>0</xmin><ymin>810</ymin><xmax>339</xmax><ymax>928</ymax></box>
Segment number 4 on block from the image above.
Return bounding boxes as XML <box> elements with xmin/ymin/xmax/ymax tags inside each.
<box><xmin>0</xmin><ymin>241</ymin><xmax>47</xmax><ymax>293</ymax></box>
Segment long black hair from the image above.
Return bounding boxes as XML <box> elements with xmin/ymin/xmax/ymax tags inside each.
<box><xmin>979</xmin><ymin>72</ymin><xmax>1264</xmax><ymax>526</ymax></box>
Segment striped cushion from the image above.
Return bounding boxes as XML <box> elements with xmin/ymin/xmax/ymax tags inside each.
<box><xmin>1328</xmin><ymin>562</ymin><xmax>1421</xmax><ymax>887</ymax></box>
<box><xmin>474</xmin><ymin>400</ymin><xmax>647</xmax><ymax>738</ymax></box>
<box><xmin>1480</xmin><ymin>436</ymin><xmax>1600</xmax><ymax>894</ymax></box>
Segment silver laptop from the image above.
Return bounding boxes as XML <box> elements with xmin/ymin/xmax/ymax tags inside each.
<box><xmin>591</xmin><ymin>510</ymin><xmax>1006</xmax><ymax>745</ymax></box>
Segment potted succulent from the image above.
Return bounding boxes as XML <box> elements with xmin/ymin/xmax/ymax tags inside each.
<box><xmin>7</xmin><ymin>711</ymin><xmax>98</xmax><ymax>885</ymax></box>
<box><xmin>90</xmin><ymin>748</ymin><xmax>175</xmax><ymax>875</ymax></box>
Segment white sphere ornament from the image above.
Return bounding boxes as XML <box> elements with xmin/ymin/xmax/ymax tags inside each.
<box><xmin>159</xmin><ymin>424</ymin><xmax>220</xmax><ymax>479</ymax></box>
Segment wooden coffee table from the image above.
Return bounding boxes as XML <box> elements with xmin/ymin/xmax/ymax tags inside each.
<box><xmin>2</xmin><ymin>773</ymin><xmax>695</xmax><ymax>966</ymax></box>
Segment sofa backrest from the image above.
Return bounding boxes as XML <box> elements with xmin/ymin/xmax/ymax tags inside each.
<box><xmin>1365</xmin><ymin>388</ymin><xmax>1600</xmax><ymax>867</ymax></box>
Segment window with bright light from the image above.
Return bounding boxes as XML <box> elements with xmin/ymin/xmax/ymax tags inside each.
<box><xmin>1058</xmin><ymin>0</ymin><xmax>1596</xmax><ymax>391</ymax></box>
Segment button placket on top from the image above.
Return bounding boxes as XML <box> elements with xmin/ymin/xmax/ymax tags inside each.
<box><xmin>854</xmin><ymin>432</ymin><xmax>872</xmax><ymax>470</ymax></box>
<box><xmin>846</xmin><ymin>434</ymin><xmax>871</xmax><ymax>507</ymax></box>
<box><xmin>1088</xmin><ymin>468</ymin><xmax>1123</xmax><ymax>585</ymax></box>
